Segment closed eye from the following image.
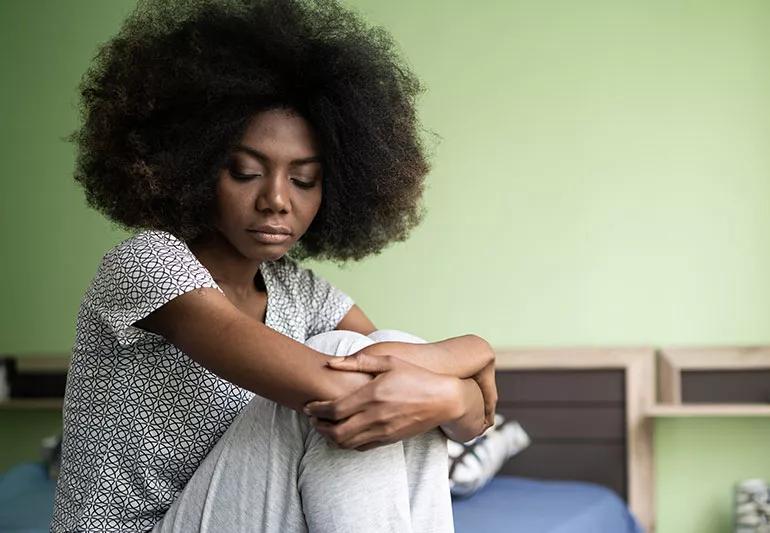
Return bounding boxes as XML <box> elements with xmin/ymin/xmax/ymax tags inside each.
<box><xmin>231</xmin><ymin>169</ymin><xmax>317</xmax><ymax>190</ymax></box>
<box><xmin>229</xmin><ymin>170</ymin><xmax>262</xmax><ymax>180</ymax></box>
<box><xmin>292</xmin><ymin>178</ymin><xmax>317</xmax><ymax>189</ymax></box>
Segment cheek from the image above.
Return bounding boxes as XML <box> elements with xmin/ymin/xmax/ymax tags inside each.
<box><xmin>216</xmin><ymin>182</ymin><xmax>250</xmax><ymax>220</ymax></box>
<box><xmin>304</xmin><ymin>192</ymin><xmax>323</xmax><ymax>223</ymax></box>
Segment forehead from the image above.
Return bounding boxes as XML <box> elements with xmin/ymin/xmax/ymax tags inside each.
<box><xmin>237</xmin><ymin>108</ymin><xmax>320</xmax><ymax>159</ymax></box>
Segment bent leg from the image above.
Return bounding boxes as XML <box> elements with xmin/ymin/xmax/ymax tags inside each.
<box><xmin>303</xmin><ymin>330</ymin><xmax>453</xmax><ymax>532</ymax></box>
<box><xmin>300</xmin><ymin>330</ymin><xmax>413</xmax><ymax>532</ymax></box>
<box><xmin>359</xmin><ymin>329</ymin><xmax>454</xmax><ymax>533</ymax></box>
<box><xmin>151</xmin><ymin>395</ymin><xmax>310</xmax><ymax>533</ymax></box>
<box><xmin>153</xmin><ymin>329</ymin><xmax>447</xmax><ymax>533</ymax></box>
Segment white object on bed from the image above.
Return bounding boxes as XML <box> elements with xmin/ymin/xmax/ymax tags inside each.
<box><xmin>448</xmin><ymin>414</ymin><xmax>531</xmax><ymax>497</ymax></box>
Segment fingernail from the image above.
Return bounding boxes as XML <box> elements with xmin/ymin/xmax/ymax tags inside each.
<box><xmin>303</xmin><ymin>407</ymin><xmax>311</xmax><ymax>415</ymax></box>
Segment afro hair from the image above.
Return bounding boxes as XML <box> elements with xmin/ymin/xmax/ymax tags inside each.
<box><xmin>70</xmin><ymin>0</ymin><xmax>431</xmax><ymax>262</ymax></box>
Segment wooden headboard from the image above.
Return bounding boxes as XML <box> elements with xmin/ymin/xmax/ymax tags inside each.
<box><xmin>494</xmin><ymin>347</ymin><xmax>655</xmax><ymax>533</ymax></box>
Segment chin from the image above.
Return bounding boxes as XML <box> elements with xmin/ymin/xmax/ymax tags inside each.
<box><xmin>261</xmin><ymin>248</ymin><xmax>288</xmax><ymax>262</ymax></box>
<box><xmin>231</xmin><ymin>236</ymin><xmax>288</xmax><ymax>262</ymax></box>
<box><xmin>246</xmin><ymin>241</ymin><xmax>291</xmax><ymax>262</ymax></box>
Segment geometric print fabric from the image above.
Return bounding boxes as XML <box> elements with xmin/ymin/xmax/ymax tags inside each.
<box><xmin>51</xmin><ymin>229</ymin><xmax>354</xmax><ymax>532</ymax></box>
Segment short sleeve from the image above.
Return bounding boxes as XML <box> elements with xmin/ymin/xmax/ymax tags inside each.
<box><xmin>84</xmin><ymin>230</ymin><xmax>222</xmax><ymax>347</ymax></box>
<box><xmin>301</xmin><ymin>266</ymin><xmax>355</xmax><ymax>338</ymax></box>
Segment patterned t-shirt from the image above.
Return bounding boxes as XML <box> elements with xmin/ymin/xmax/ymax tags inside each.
<box><xmin>51</xmin><ymin>229</ymin><xmax>355</xmax><ymax>532</ymax></box>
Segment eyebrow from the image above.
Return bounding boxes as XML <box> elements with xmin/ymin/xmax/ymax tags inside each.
<box><xmin>233</xmin><ymin>144</ymin><xmax>322</xmax><ymax>166</ymax></box>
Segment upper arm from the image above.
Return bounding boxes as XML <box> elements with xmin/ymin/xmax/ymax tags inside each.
<box><xmin>335</xmin><ymin>304</ymin><xmax>377</xmax><ymax>335</ymax></box>
<box><xmin>89</xmin><ymin>232</ymin><xmax>368</xmax><ymax>411</ymax></box>
<box><xmin>298</xmin><ymin>262</ymin><xmax>356</xmax><ymax>337</ymax></box>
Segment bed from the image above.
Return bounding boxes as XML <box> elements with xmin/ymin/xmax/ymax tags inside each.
<box><xmin>0</xmin><ymin>464</ymin><xmax>643</xmax><ymax>533</ymax></box>
<box><xmin>0</xmin><ymin>347</ymin><xmax>654</xmax><ymax>533</ymax></box>
<box><xmin>451</xmin><ymin>347</ymin><xmax>654</xmax><ymax>533</ymax></box>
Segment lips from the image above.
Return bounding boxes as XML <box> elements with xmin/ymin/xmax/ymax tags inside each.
<box><xmin>246</xmin><ymin>225</ymin><xmax>293</xmax><ymax>245</ymax></box>
<box><xmin>249</xmin><ymin>225</ymin><xmax>291</xmax><ymax>235</ymax></box>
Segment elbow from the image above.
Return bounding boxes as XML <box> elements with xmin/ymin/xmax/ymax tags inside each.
<box><xmin>485</xmin><ymin>339</ymin><xmax>496</xmax><ymax>368</ymax></box>
<box><xmin>468</xmin><ymin>334</ymin><xmax>495</xmax><ymax>368</ymax></box>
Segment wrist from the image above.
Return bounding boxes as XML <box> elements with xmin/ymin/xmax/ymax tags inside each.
<box><xmin>434</xmin><ymin>334</ymin><xmax>495</xmax><ymax>378</ymax></box>
<box><xmin>321</xmin><ymin>359</ymin><xmax>373</xmax><ymax>399</ymax></box>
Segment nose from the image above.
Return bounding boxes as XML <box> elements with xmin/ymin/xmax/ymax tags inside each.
<box><xmin>255</xmin><ymin>171</ymin><xmax>290</xmax><ymax>214</ymax></box>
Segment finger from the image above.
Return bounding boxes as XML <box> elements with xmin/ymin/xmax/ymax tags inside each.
<box><xmin>338</xmin><ymin>426</ymin><xmax>390</xmax><ymax>450</ymax></box>
<box><xmin>303</xmin><ymin>400</ymin><xmax>334</xmax><ymax>418</ymax></box>
<box><xmin>355</xmin><ymin>441</ymin><xmax>385</xmax><ymax>452</ymax></box>
<box><xmin>304</xmin><ymin>383</ymin><xmax>377</xmax><ymax>421</ymax></box>
<box><xmin>312</xmin><ymin>411</ymin><xmax>377</xmax><ymax>445</ymax></box>
<box><xmin>325</xmin><ymin>353</ymin><xmax>394</xmax><ymax>374</ymax></box>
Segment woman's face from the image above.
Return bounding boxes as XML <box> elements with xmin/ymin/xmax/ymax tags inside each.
<box><xmin>213</xmin><ymin>107</ymin><xmax>323</xmax><ymax>262</ymax></box>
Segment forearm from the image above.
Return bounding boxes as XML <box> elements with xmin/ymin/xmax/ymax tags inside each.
<box><xmin>359</xmin><ymin>334</ymin><xmax>494</xmax><ymax>378</ymax></box>
<box><xmin>172</xmin><ymin>310</ymin><xmax>372</xmax><ymax>412</ymax></box>
<box><xmin>439</xmin><ymin>377</ymin><xmax>486</xmax><ymax>442</ymax></box>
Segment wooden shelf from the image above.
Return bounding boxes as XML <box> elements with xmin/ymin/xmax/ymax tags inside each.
<box><xmin>658</xmin><ymin>347</ymin><xmax>770</xmax><ymax>404</ymax></box>
<box><xmin>647</xmin><ymin>404</ymin><xmax>770</xmax><ymax>417</ymax></box>
<box><xmin>0</xmin><ymin>398</ymin><xmax>63</xmax><ymax>410</ymax></box>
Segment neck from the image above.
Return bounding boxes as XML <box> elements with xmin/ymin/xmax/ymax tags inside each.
<box><xmin>186</xmin><ymin>230</ymin><xmax>262</xmax><ymax>296</ymax></box>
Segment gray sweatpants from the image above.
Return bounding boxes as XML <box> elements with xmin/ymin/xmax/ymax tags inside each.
<box><xmin>152</xmin><ymin>329</ymin><xmax>454</xmax><ymax>533</ymax></box>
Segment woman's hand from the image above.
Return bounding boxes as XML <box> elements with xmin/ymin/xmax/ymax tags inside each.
<box><xmin>303</xmin><ymin>353</ymin><xmax>464</xmax><ymax>451</ymax></box>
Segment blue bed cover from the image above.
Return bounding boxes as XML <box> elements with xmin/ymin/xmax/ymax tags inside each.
<box><xmin>453</xmin><ymin>475</ymin><xmax>644</xmax><ymax>533</ymax></box>
<box><xmin>1</xmin><ymin>463</ymin><xmax>643</xmax><ymax>533</ymax></box>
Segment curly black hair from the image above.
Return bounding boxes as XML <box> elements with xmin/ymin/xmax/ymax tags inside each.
<box><xmin>69</xmin><ymin>0</ymin><xmax>430</xmax><ymax>262</ymax></box>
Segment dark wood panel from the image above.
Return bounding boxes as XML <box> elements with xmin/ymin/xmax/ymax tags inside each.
<box><xmin>500</xmin><ymin>442</ymin><xmax>627</xmax><ymax>499</ymax></box>
<box><xmin>498</xmin><ymin>405</ymin><xmax>625</xmax><ymax>440</ymax></box>
<box><xmin>682</xmin><ymin>370</ymin><xmax>770</xmax><ymax>403</ymax></box>
<box><xmin>2</xmin><ymin>357</ymin><xmax>68</xmax><ymax>398</ymax></box>
<box><xmin>496</xmin><ymin>370</ymin><xmax>625</xmax><ymax>404</ymax></box>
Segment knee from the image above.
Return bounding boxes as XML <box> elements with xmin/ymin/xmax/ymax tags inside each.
<box><xmin>304</xmin><ymin>329</ymin><xmax>427</xmax><ymax>358</ymax></box>
<box><xmin>304</xmin><ymin>329</ymin><xmax>375</xmax><ymax>357</ymax></box>
<box><xmin>304</xmin><ymin>427</ymin><xmax>407</xmax><ymax>470</ymax></box>
<box><xmin>367</xmin><ymin>329</ymin><xmax>428</xmax><ymax>344</ymax></box>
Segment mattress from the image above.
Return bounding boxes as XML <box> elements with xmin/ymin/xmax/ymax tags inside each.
<box><xmin>0</xmin><ymin>463</ymin><xmax>56</xmax><ymax>533</ymax></box>
<box><xmin>453</xmin><ymin>475</ymin><xmax>644</xmax><ymax>533</ymax></box>
<box><xmin>1</xmin><ymin>463</ymin><xmax>643</xmax><ymax>533</ymax></box>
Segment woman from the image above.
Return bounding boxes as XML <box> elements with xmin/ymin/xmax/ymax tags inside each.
<box><xmin>51</xmin><ymin>0</ymin><xmax>497</xmax><ymax>531</ymax></box>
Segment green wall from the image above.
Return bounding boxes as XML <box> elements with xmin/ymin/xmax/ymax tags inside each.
<box><xmin>2</xmin><ymin>1</ymin><xmax>769</xmax><ymax>532</ymax></box>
